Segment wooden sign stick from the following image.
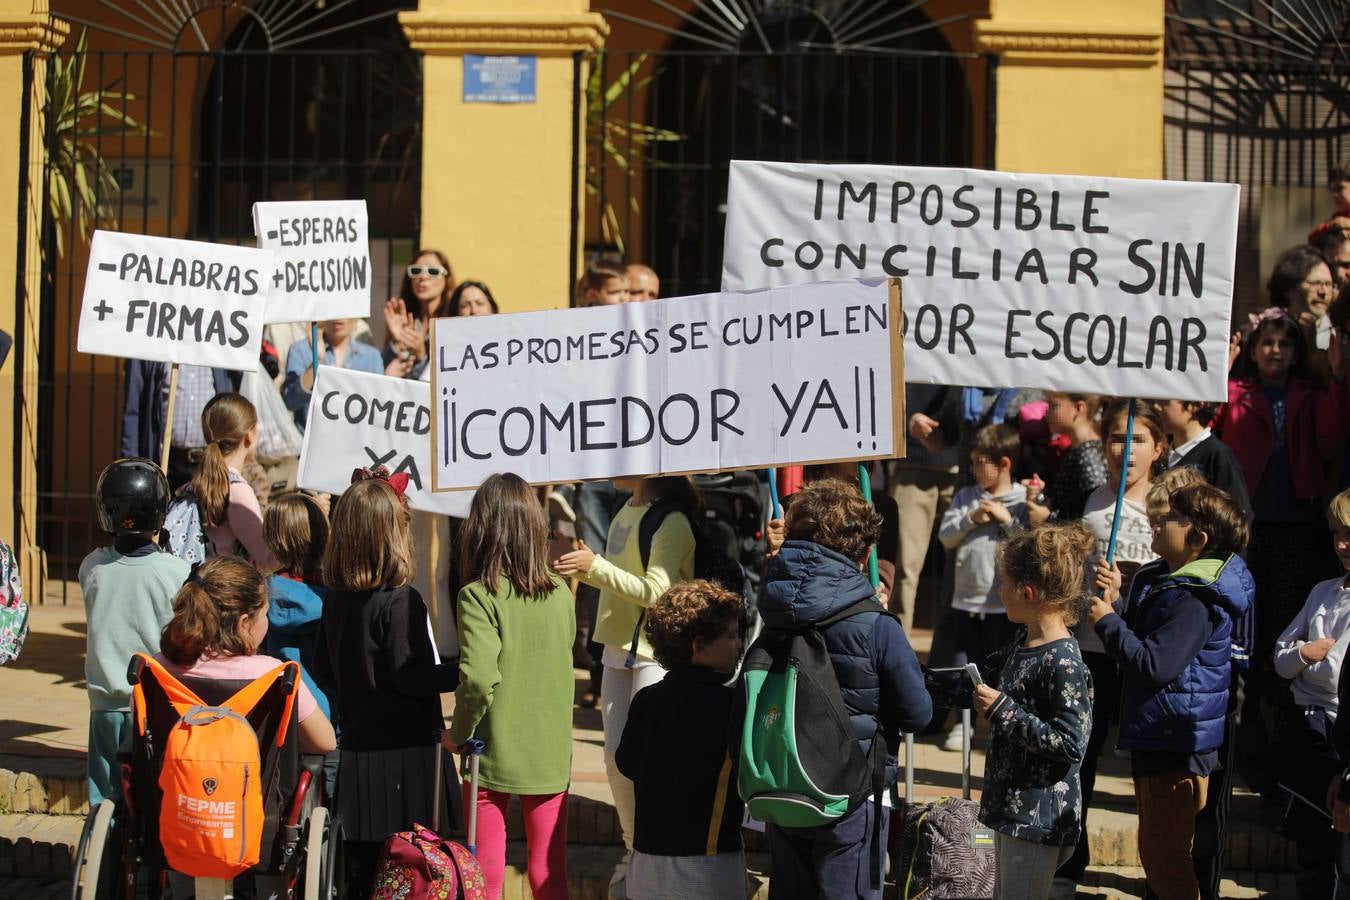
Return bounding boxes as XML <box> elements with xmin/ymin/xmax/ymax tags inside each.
<box><xmin>160</xmin><ymin>362</ymin><xmax>180</xmax><ymax>474</ymax></box>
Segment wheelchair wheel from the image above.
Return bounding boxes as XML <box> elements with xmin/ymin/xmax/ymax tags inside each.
<box><xmin>301</xmin><ymin>806</ymin><xmax>342</xmax><ymax>900</ymax></box>
<box><xmin>323</xmin><ymin>816</ymin><xmax>344</xmax><ymax>900</ymax></box>
<box><xmin>69</xmin><ymin>799</ymin><xmax>116</xmax><ymax>900</ymax></box>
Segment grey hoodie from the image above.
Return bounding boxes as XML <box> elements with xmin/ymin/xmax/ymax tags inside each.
<box><xmin>939</xmin><ymin>482</ymin><xmax>1029</xmax><ymax>615</ymax></box>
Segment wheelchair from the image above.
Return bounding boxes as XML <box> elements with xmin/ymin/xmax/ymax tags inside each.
<box><xmin>69</xmin><ymin>656</ymin><xmax>342</xmax><ymax>899</ymax></box>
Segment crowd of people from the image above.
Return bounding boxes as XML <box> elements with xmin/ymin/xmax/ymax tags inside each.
<box><xmin>66</xmin><ymin>163</ymin><xmax>1350</xmax><ymax>900</ymax></box>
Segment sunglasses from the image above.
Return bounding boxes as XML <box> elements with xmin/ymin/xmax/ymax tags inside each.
<box><xmin>407</xmin><ymin>265</ymin><xmax>446</xmax><ymax>278</ymax></box>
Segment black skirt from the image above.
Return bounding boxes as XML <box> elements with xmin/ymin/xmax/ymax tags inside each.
<box><xmin>334</xmin><ymin>745</ymin><xmax>462</xmax><ymax>842</ymax></box>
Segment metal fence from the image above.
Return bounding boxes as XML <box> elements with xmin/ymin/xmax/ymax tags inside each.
<box><xmin>38</xmin><ymin>22</ymin><xmax>422</xmax><ymax>595</ymax></box>
<box><xmin>1164</xmin><ymin>2</ymin><xmax>1350</xmax><ymax>315</ymax></box>
<box><xmin>585</xmin><ymin>46</ymin><xmax>988</xmax><ymax>297</ymax></box>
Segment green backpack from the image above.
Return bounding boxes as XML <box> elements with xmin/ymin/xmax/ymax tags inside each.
<box><xmin>735</xmin><ymin>598</ymin><xmax>889</xmax><ymax>828</ymax></box>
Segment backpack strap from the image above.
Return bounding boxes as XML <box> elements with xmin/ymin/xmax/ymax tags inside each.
<box><xmin>812</xmin><ymin>599</ymin><xmax>892</xmax><ymax>889</ymax></box>
<box><xmin>815</xmin><ymin>598</ymin><xmax>889</xmax><ymax>629</ymax></box>
<box><xmin>131</xmin><ymin>652</ymin><xmax>207</xmax><ymax>735</ymax></box>
<box><xmin>626</xmin><ymin>500</ymin><xmax>686</xmax><ymax>668</ymax></box>
<box><xmin>219</xmin><ymin>661</ymin><xmax>301</xmax><ymax>748</ymax></box>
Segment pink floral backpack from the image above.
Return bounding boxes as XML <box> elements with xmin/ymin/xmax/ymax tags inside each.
<box><xmin>0</xmin><ymin>540</ymin><xmax>27</xmax><ymax>665</ymax></box>
<box><xmin>370</xmin><ymin>823</ymin><xmax>486</xmax><ymax>900</ymax></box>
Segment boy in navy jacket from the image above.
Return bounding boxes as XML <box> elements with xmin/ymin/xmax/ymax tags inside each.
<box><xmin>1088</xmin><ymin>482</ymin><xmax>1253</xmax><ymax>900</ymax></box>
<box><xmin>758</xmin><ymin>478</ymin><xmax>932</xmax><ymax>900</ymax></box>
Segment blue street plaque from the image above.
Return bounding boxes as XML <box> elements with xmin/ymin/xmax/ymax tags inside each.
<box><xmin>464</xmin><ymin>55</ymin><xmax>537</xmax><ymax>104</ymax></box>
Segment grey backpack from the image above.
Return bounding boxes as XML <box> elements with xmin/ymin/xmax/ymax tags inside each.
<box><xmin>896</xmin><ymin>796</ymin><xmax>995</xmax><ymax>898</ymax></box>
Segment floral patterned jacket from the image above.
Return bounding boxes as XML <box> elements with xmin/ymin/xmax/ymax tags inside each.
<box><xmin>931</xmin><ymin>632</ymin><xmax>1093</xmax><ymax>846</ymax></box>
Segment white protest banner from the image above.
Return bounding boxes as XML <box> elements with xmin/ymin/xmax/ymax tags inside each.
<box><xmin>253</xmin><ymin>200</ymin><xmax>371</xmax><ymax>324</ymax></box>
<box><xmin>721</xmin><ymin>161</ymin><xmax>1239</xmax><ymax>402</ymax></box>
<box><xmin>431</xmin><ymin>278</ymin><xmax>903</xmax><ymax>490</ymax></box>
<box><xmin>298</xmin><ymin>366</ymin><xmax>474</xmax><ymax>516</ymax></box>
<box><xmin>77</xmin><ymin>229</ymin><xmax>270</xmax><ymax>370</ymax></box>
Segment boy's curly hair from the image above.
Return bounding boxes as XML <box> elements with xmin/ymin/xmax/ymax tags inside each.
<box><xmin>644</xmin><ymin>579</ymin><xmax>745</xmax><ymax>670</ymax></box>
<box><xmin>785</xmin><ymin>477</ymin><xmax>882</xmax><ymax>562</ymax></box>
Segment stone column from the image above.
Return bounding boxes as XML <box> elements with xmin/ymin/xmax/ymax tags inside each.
<box><xmin>975</xmin><ymin>0</ymin><xmax>1164</xmax><ymax>178</ymax></box>
<box><xmin>0</xmin><ymin>4</ymin><xmax>68</xmax><ymax>599</ymax></box>
<box><xmin>400</xmin><ymin>1</ymin><xmax>608</xmax><ymax>313</ymax></box>
<box><xmin>398</xmin><ymin>2</ymin><xmax>605</xmax><ymax>647</ymax></box>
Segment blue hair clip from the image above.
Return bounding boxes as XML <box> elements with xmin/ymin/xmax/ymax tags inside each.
<box><xmin>186</xmin><ymin>570</ymin><xmax>205</xmax><ymax>587</ymax></box>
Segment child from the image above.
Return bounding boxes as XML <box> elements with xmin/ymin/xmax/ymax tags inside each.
<box><xmin>616</xmin><ymin>580</ymin><xmax>748</xmax><ymax>899</ymax></box>
<box><xmin>260</xmin><ymin>493</ymin><xmax>333</xmax><ymax>721</ymax></box>
<box><xmin>449</xmin><ymin>474</ymin><xmax>575</xmax><ymax>900</ymax></box>
<box><xmin>157</xmin><ymin>554</ymin><xmax>336</xmax><ymax>755</ymax></box>
<box><xmin>1057</xmin><ymin>398</ymin><xmax>1167</xmax><ymax>889</ymax></box>
<box><xmin>801</xmin><ymin>461</ymin><xmax>900</xmax><ymax>603</ymax></box>
<box><xmin>1156</xmin><ymin>398</ymin><xmax>1252</xmax><ymax>521</ymax></box>
<box><xmin>553</xmin><ymin>475</ymin><xmax>697</xmax><ymax>895</ymax></box>
<box><xmin>935</xmin><ymin>522</ymin><xmax>1095</xmax><ymax>898</ymax></box>
<box><xmin>192</xmin><ymin>392</ymin><xmax>279</xmax><ymax>571</ymax></box>
<box><xmin>755</xmin><ymin>477</ymin><xmax>931</xmax><ymax>900</ymax></box>
<box><xmin>576</xmin><ymin>261</ymin><xmax>629</xmax><ymax>307</ymax></box>
<box><xmin>1272</xmin><ymin>488</ymin><xmax>1350</xmax><ymax>897</ymax></box>
<box><xmin>314</xmin><ymin>470</ymin><xmax>461</xmax><ymax>898</ymax></box>
<box><xmin>1028</xmin><ymin>392</ymin><xmax>1108</xmax><ymax>525</ymax></box>
<box><xmin>81</xmin><ymin>458</ymin><xmax>186</xmax><ymax>805</ymax></box>
<box><xmin>1143</xmin><ymin>469</ymin><xmax>1250</xmax><ymax>900</ymax></box>
<box><xmin>937</xmin><ymin>423</ymin><xmax>1030</xmax><ymax>752</ymax></box>
<box><xmin>1088</xmin><ymin>482</ymin><xmax>1253</xmax><ymax>900</ymax></box>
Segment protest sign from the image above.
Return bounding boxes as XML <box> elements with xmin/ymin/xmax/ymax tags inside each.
<box><xmin>298</xmin><ymin>366</ymin><xmax>474</xmax><ymax>516</ymax></box>
<box><xmin>431</xmin><ymin>278</ymin><xmax>903</xmax><ymax>491</ymax></box>
<box><xmin>254</xmin><ymin>200</ymin><xmax>371</xmax><ymax>324</ymax></box>
<box><xmin>77</xmin><ymin>229</ymin><xmax>270</xmax><ymax>370</ymax></box>
<box><xmin>721</xmin><ymin>161</ymin><xmax>1240</xmax><ymax>402</ymax></box>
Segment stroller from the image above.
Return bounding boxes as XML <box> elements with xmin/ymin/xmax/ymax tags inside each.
<box><xmin>69</xmin><ymin>656</ymin><xmax>340</xmax><ymax>900</ymax></box>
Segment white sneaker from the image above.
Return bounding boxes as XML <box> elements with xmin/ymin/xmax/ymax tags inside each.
<box><xmin>941</xmin><ymin>723</ymin><xmax>965</xmax><ymax>752</ymax></box>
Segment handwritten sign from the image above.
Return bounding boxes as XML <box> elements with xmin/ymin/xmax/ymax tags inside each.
<box><xmin>77</xmin><ymin>229</ymin><xmax>270</xmax><ymax>370</ymax></box>
<box><xmin>254</xmin><ymin>200</ymin><xmax>371</xmax><ymax>324</ymax></box>
<box><xmin>722</xmin><ymin>161</ymin><xmax>1240</xmax><ymax>402</ymax></box>
<box><xmin>298</xmin><ymin>366</ymin><xmax>473</xmax><ymax>516</ymax></box>
<box><xmin>431</xmin><ymin>278</ymin><xmax>904</xmax><ymax>490</ymax></box>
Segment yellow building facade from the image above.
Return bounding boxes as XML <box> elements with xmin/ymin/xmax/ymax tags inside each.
<box><xmin>0</xmin><ymin>0</ymin><xmax>1173</xmax><ymax>595</ymax></box>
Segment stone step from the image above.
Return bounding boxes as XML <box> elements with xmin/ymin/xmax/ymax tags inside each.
<box><xmin>0</xmin><ymin>755</ymin><xmax>89</xmax><ymax>816</ymax></box>
<box><xmin>0</xmin><ymin>864</ymin><xmax>1301</xmax><ymax>900</ymax></box>
<box><xmin>0</xmin><ymin>801</ymin><xmax>1300</xmax><ymax>888</ymax></box>
<box><xmin>0</xmin><ymin>813</ymin><xmax>82</xmax><ymax>880</ymax></box>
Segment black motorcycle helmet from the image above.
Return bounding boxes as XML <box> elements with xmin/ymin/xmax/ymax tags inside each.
<box><xmin>96</xmin><ymin>458</ymin><xmax>171</xmax><ymax>536</ymax></box>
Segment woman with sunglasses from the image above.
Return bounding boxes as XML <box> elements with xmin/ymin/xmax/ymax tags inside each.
<box><xmin>383</xmin><ymin>249</ymin><xmax>455</xmax><ymax>379</ymax></box>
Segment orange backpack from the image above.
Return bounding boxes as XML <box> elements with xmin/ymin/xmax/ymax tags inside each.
<box><xmin>132</xmin><ymin>654</ymin><xmax>299</xmax><ymax>879</ymax></box>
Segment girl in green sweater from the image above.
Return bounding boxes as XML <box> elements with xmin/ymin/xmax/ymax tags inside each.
<box><xmin>554</xmin><ymin>475</ymin><xmax>698</xmax><ymax>895</ymax></box>
<box><xmin>448</xmin><ymin>473</ymin><xmax>575</xmax><ymax>900</ymax></box>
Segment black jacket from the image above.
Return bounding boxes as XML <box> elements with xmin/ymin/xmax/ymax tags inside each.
<box><xmin>120</xmin><ymin>360</ymin><xmax>238</xmax><ymax>458</ymax></box>
<box><xmin>616</xmin><ymin>665</ymin><xmax>744</xmax><ymax>856</ymax></box>
<box><xmin>313</xmin><ymin>585</ymin><xmax>458</xmax><ymax>752</ymax></box>
<box><xmin>1173</xmin><ymin>436</ymin><xmax>1254</xmax><ymax>522</ymax></box>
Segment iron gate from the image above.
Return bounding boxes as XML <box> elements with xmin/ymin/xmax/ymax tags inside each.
<box><xmin>38</xmin><ymin>4</ymin><xmax>422</xmax><ymax>595</ymax></box>
<box><xmin>1165</xmin><ymin>1</ymin><xmax>1350</xmax><ymax>315</ymax></box>
<box><xmin>586</xmin><ymin>1</ymin><xmax>989</xmax><ymax>297</ymax></box>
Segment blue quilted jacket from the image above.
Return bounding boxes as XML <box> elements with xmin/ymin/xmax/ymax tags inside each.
<box><xmin>758</xmin><ymin>541</ymin><xmax>932</xmax><ymax>771</ymax></box>
<box><xmin>1108</xmin><ymin>555</ymin><xmax>1254</xmax><ymax>754</ymax></box>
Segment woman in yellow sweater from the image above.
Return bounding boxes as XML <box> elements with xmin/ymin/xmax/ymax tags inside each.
<box><xmin>554</xmin><ymin>475</ymin><xmax>698</xmax><ymax>895</ymax></box>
